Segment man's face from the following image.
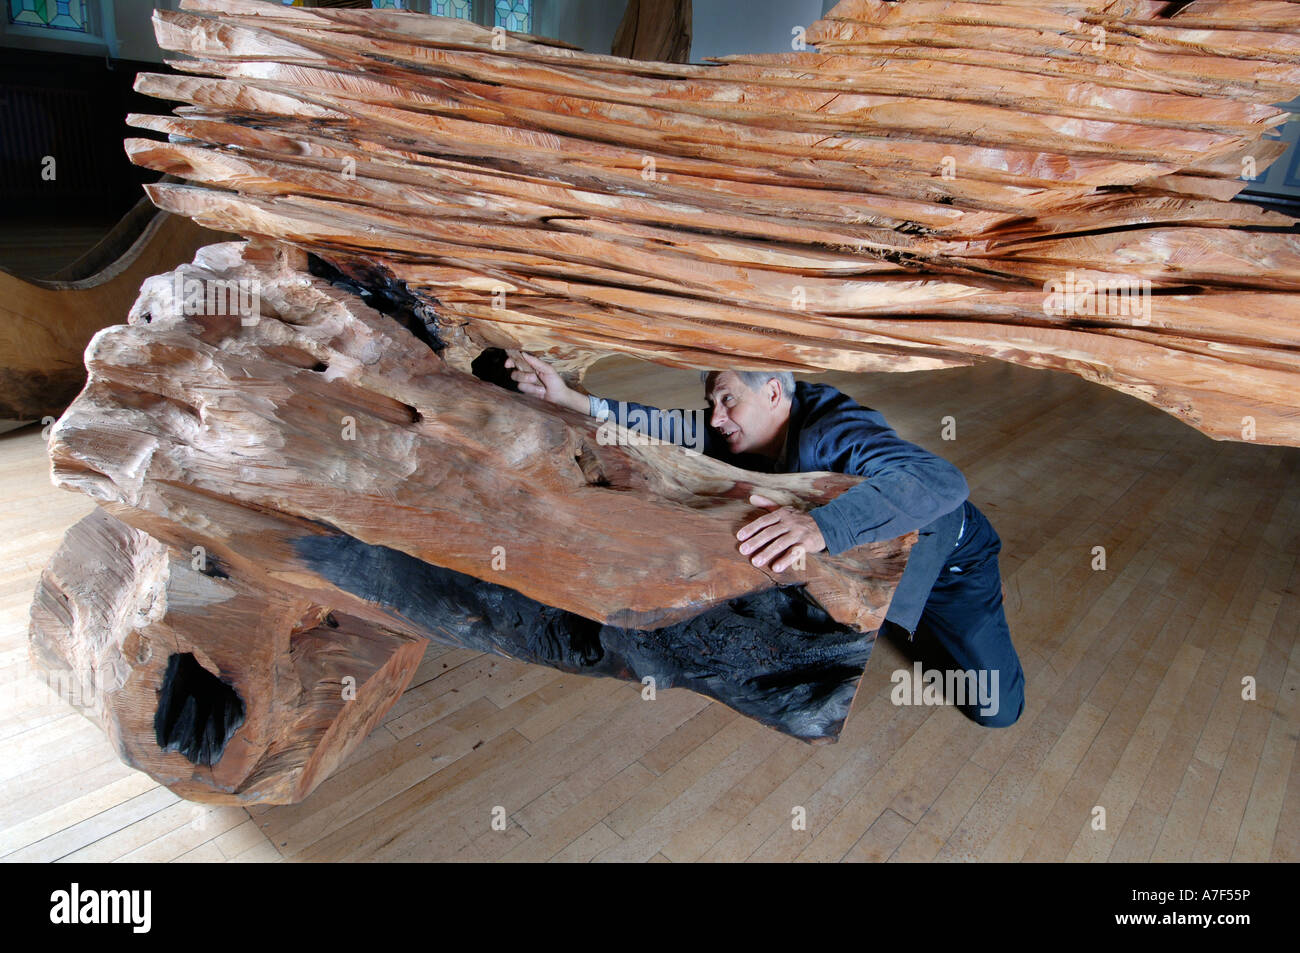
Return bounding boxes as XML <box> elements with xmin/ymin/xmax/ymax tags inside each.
<box><xmin>705</xmin><ymin>371</ymin><xmax>784</xmax><ymax>455</ymax></box>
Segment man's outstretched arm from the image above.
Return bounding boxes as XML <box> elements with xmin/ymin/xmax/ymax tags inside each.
<box><xmin>504</xmin><ymin>351</ymin><xmax>590</xmax><ymax>414</ymax></box>
<box><xmin>506</xmin><ymin>351</ymin><xmax>821</xmax><ymax>573</ymax></box>
<box><xmin>504</xmin><ymin>351</ymin><xmax>720</xmax><ymax>453</ymax></box>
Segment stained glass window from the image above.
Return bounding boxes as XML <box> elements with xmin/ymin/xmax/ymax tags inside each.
<box><xmin>8</xmin><ymin>0</ymin><xmax>90</xmax><ymax>32</ymax></box>
<box><xmin>372</xmin><ymin>0</ymin><xmax>405</xmax><ymax>8</ymax></box>
<box><xmin>494</xmin><ymin>0</ymin><xmax>529</xmax><ymax>33</ymax></box>
<box><xmin>431</xmin><ymin>0</ymin><xmax>473</xmax><ymax>18</ymax></box>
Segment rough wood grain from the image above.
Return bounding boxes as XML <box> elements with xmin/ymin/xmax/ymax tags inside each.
<box><xmin>49</xmin><ymin>241</ymin><xmax>910</xmax><ymax>633</ymax></box>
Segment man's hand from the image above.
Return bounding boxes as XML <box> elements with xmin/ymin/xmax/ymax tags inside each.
<box><xmin>738</xmin><ymin>493</ymin><xmax>826</xmax><ymax>572</ymax></box>
<box><xmin>503</xmin><ymin>350</ymin><xmax>589</xmax><ymax>415</ymax></box>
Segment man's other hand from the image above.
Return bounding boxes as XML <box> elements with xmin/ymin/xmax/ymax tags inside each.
<box><xmin>738</xmin><ymin>493</ymin><xmax>827</xmax><ymax>572</ymax></box>
<box><xmin>503</xmin><ymin>351</ymin><xmax>589</xmax><ymax>415</ymax></box>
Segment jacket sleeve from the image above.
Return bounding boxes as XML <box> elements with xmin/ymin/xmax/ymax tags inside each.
<box><xmin>595</xmin><ymin>398</ymin><xmax>726</xmax><ymax>457</ymax></box>
<box><xmin>808</xmin><ymin>410</ymin><xmax>969</xmax><ymax>555</ymax></box>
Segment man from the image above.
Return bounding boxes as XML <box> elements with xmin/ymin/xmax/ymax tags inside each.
<box><xmin>504</xmin><ymin>352</ymin><xmax>1025</xmax><ymax>727</ymax></box>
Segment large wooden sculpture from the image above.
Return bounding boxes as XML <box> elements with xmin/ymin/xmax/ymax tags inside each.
<box><xmin>31</xmin><ymin>240</ymin><xmax>912</xmax><ymax>803</ymax></box>
<box><xmin>28</xmin><ymin>0</ymin><xmax>1300</xmax><ymax>805</ymax></box>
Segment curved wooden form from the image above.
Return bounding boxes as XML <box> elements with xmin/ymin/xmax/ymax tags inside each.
<box><xmin>0</xmin><ymin>190</ymin><xmax>233</xmax><ymax>422</ymax></box>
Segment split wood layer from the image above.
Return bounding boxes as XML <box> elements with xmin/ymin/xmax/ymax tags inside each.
<box><xmin>122</xmin><ymin>0</ymin><xmax>1300</xmax><ymax>445</ymax></box>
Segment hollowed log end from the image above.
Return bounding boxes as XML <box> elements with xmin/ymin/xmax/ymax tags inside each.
<box><xmin>153</xmin><ymin>652</ymin><xmax>246</xmax><ymax>767</ymax></box>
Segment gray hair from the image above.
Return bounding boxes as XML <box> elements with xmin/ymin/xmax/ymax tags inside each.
<box><xmin>699</xmin><ymin>369</ymin><xmax>795</xmax><ymax>400</ymax></box>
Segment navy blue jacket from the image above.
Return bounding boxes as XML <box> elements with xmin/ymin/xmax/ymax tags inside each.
<box><xmin>600</xmin><ymin>381</ymin><xmax>969</xmax><ymax>633</ymax></box>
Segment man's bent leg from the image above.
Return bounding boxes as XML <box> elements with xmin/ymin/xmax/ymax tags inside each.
<box><xmin>915</xmin><ymin>503</ymin><xmax>1025</xmax><ymax>727</ymax></box>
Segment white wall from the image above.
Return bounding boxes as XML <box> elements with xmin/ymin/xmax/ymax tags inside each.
<box><xmin>535</xmin><ymin>0</ymin><xmax>626</xmax><ymax>56</ymax></box>
<box><xmin>689</xmin><ymin>0</ymin><xmax>827</xmax><ymax>63</ymax></box>
<box><xmin>113</xmin><ymin>0</ymin><xmax>176</xmax><ymax>62</ymax></box>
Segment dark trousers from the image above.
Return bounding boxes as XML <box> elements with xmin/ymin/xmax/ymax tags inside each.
<box><xmin>889</xmin><ymin>501</ymin><xmax>1026</xmax><ymax>728</ymax></box>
